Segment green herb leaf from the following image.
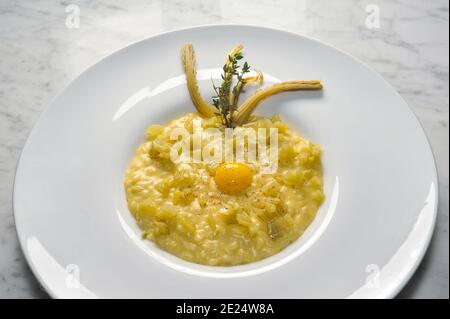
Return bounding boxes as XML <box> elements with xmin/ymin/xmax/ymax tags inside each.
<box><xmin>211</xmin><ymin>51</ymin><xmax>251</xmax><ymax>128</ymax></box>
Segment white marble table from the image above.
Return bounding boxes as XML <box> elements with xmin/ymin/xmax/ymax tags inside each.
<box><xmin>0</xmin><ymin>0</ymin><xmax>448</xmax><ymax>298</ymax></box>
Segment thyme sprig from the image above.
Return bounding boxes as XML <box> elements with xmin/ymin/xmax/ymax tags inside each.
<box><xmin>212</xmin><ymin>53</ymin><xmax>250</xmax><ymax>128</ymax></box>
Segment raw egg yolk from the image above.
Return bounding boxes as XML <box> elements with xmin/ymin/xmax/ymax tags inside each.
<box><xmin>214</xmin><ymin>162</ymin><xmax>253</xmax><ymax>194</ymax></box>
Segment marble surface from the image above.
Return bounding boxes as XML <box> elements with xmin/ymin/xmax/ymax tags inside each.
<box><xmin>0</xmin><ymin>0</ymin><xmax>448</xmax><ymax>298</ymax></box>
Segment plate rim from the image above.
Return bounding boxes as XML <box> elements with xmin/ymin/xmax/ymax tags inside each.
<box><xmin>13</xmin><ymin>23</ymin><xmax>439</xmax><ymax>299</ymax></box>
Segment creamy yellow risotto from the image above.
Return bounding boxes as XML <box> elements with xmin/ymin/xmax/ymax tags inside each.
<box><xmin>125</xmin><ymin>113</ymin><xmax>324</xmax><ymax>266</ymax></box>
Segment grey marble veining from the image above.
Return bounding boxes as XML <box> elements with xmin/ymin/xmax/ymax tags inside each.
<box><xmin>0</xmin><ymin>0</ymin><xmax>448</xmax><ymax>298</ymax></box>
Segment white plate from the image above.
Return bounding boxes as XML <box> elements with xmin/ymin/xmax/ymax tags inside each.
<box><xmin>14</xmin><ymin>25</ymin><xmax>438</xmax><ymax>299</ymax></box>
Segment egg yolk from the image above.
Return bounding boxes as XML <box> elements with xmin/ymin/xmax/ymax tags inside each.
<box><xmin>214</xmin><ymin>162</ymin><xmax>253</xmax><ymax>194</ymax></box>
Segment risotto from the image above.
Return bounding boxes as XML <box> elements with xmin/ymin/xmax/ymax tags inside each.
<box><xmin>124</xmin><ymin>113</ymin><xmax>324</xmax><ymax>265</ymax></box>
